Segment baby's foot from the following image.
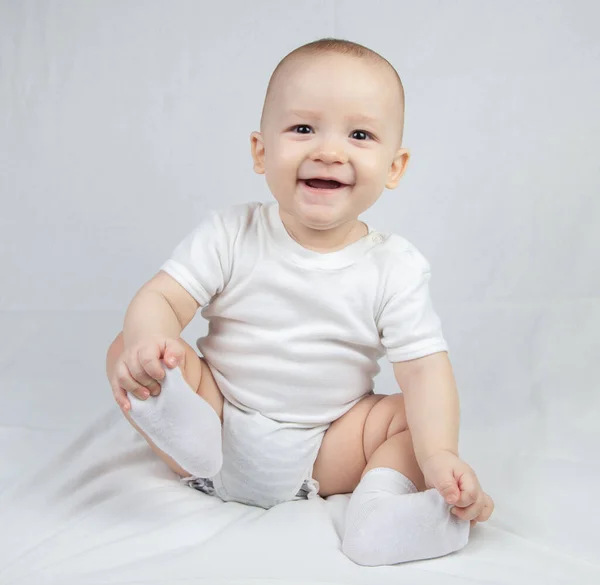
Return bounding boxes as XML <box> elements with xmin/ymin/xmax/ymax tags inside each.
<box><xmin>342</xmin><ymin>467</ymin><xmax>469</xmax><ymax>566</ymax></box>
<box><xmin>129</xmin><ymin>365</ymin><xmax>223</xmax><ymax>477</ymax></box>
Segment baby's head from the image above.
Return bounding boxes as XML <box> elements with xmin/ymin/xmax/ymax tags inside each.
<box><xmin>251</xmin><ymin>38</ymin><xmax>409</xmax><ymax>235</ymax></box>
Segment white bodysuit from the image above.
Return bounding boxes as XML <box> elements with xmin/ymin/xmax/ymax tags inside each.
<box><xmin>161</xmin><ymin>201</ymin><xmax>448</xmax><ymax>508</ymax></box>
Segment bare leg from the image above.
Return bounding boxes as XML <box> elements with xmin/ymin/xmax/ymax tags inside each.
<box><xmin>106</xmin><ymin>332</ymin><xmax>224</xmax><ymax>477</ymax></box>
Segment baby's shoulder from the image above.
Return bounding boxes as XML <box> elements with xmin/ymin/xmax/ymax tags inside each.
<box><xmin>208</xmin><ymin>200</ymin><xmax>264</xmax><ymax>224</ymax></box>
<box><xmin>199</xmin><ymin>200</ymin><xmax>265</xmax><ymax>239</ymax></box>
<box><xmin>372</xmin><ymin>232</ymin><xmax>432</xmax><ymax>275</ymax></box>
<box><xmin>367</xmin><ymin>233</ymin><xmax>435</xmax><ymax>300</ymax></box>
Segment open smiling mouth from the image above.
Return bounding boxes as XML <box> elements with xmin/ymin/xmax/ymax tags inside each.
<box><xmin>300</xmin><ymin>178</ymin><xmax>349</xmax><ymax>190</ymax></box>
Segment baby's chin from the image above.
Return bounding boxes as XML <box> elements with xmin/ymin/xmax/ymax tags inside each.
<box><xmin>292</xmin><ymin>199</ymin><xmax>356</xmax><ymax>231</ymax></box>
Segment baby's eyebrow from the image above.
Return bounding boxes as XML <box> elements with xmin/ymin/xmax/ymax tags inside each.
<box><xmin>287</xmin><ymin>110</ymin><xmax>382</xmax><ymax>127</ymax></box>
<box><xmin>347</xmin><ymin>114</ymin><xmax>381</xmax><ymax>126</ymax></box>
<box><xmin>287</xmin><ymin>109</ymin><xmax>321</xmax><ymax>119</ymax></box>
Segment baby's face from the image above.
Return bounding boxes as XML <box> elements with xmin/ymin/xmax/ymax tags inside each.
<box><xmin>251</xmin><ymin>53</ymin><xmax>409</xmax><ymax>232</ymax></box>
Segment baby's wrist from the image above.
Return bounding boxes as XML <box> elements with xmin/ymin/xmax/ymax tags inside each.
<box><xmin>420</xmin><ymin>449</ymin><xmax>460</xmax><ymax>469</ymax></box>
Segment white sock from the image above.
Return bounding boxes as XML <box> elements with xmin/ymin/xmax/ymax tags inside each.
<box><xmin>128</xmin><ymin>364</ymin><xmax>223</xmax><ymax>478</ymax></box>
<box><xmin>342</xmin><ymin>467</ymin><xmax>470</xmax><ymax>566</ymax></box>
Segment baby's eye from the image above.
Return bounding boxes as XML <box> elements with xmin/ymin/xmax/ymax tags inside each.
<box><xmin>292</xmin><ymin>125</ymin><xmax>313</xmax><ymax>134</ymax></box>
<box><xmin>351</xmin><ymin>130</ymin><xmax>372</xmax><ymax>141</ymax></box>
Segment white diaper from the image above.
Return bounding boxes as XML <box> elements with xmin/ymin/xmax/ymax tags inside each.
<box><xmin>182</xmin><ymin>398</ymin><xmax>327</xmax><ymax>509</ymax></box>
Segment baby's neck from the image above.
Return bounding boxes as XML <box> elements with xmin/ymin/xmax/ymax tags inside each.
<box><xmin>279</xmin><ymin>211</ymin><xmax>368</xmax><ymax>253</ymax></box>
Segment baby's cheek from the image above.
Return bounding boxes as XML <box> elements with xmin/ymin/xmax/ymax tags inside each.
<box><xmin>265</xmin><ymin>151</ymin><xmax>294</xmax><ymax>177</ymax></box>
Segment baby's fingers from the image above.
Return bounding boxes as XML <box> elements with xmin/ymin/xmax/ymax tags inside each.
<box><xmin>476</xmin><ymin>493</ymin><xmax>494</xmax><ymax>522</ymax></box>
<box><xmin>128</xmin><ymin>356</ymin><xmax>162</xmax><ymax>397</ymax></box>
<box><xmin>163</xmin><ymin>338</ymin><xmax>185</xmax><ymax>369</ymax></box>
<box><xmin>116</xmin><ymin>361</ymin><xmax>150</xmax><ymax>401</ymax></box>
<box><xmin>110</xmin><ymin>375</ymin><xmax>131</xmax><ymax>412</ymax></box>
<box><xmin>454</xmin><ymin>471</ymin><xmax>479</xmax><ymax>508</ymax></box>
<box><xmin>452</xmin><ymin>491</ymin><xmax>486</xmax><ymax>522</ymax></box>
<box><xmin>138</xmin><ymin>346</ymin><xmax>165</xmax><ymax>395</ymax></box>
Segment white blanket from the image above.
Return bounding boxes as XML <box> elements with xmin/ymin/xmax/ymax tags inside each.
<box><xmin>1</xmin><ymin>408</ymin><xmax>598</xmax><ymax>585</ymax></box>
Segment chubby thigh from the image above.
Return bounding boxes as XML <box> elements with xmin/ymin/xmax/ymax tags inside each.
<box><xmin>312</xmin><ymin>392</ymin><xmax>423</xmax><ymax>497</ymax></box>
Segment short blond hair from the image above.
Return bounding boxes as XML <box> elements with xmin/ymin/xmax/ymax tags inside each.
<box><xmin>260</xmin><ymin>37</ymin><xmax>405</xmax><ymax>144</ymax></box>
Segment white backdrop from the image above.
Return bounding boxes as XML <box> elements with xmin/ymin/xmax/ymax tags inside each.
<box><xmin>1</xmin><ymin>0</ymin><xmax>599</xmax><ymax>580</ymax></box>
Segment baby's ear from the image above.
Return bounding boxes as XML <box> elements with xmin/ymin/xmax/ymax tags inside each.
<box><xmin>250</xmin><ymin>131</ymin><xmax>266</xmax><ymax>174</ymax></box>
<box><xmin>385</xmin><ymin>148</ymin><xmax>410</xmax><ymax>189</ymax></box>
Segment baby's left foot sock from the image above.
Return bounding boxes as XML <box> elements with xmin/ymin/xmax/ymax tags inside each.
<box><xmin>342</xmin><ymin>467</ymin><xmax>469</xmax><ymax>566</ymax></box>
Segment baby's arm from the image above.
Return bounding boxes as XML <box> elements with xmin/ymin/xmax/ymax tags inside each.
<box><xmin>123</xmin><ymin>270</ymin><xmax>199</xmax><ymax>346</ymax></box>
<box><xmin>110</xmin><ymin>270</ymin><xmax>200</xmax><ymax>409</ymax></box>
<box><xmin>394</xmin><ymin>352</ymin><xmax>493</xmax><ymax>523</ymax></box>
<box><xmin>393</xmin><ymin>352</ymin><xmax>459</xmax><ymax>465</ymax></box>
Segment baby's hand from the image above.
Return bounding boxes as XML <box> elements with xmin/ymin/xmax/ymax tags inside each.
<box><xmin>110</xmin><ymin>336</ymin><xmax>185</xmax><ymax>412</ymax></box>
<box><xmin>421</xmin><ymin>451</ymin><xmax>494</xmax><ymax>525</ymax></box>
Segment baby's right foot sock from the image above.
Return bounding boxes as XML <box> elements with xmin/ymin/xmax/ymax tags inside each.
<box><xmin>128</xmin><ymin>364</ymin><xmax>223</xmax><ymax>477</ymax></box>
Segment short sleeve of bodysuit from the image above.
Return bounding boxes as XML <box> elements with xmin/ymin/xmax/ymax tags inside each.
<box><xmin>160</xmin><ymin>209</ymin><xmax>233</xmax><ymax>306</ymax></box>
<box><xmin>377</xmin><ymin>244</ymin><xmax>449</xmax><ymax>363</ymax></box>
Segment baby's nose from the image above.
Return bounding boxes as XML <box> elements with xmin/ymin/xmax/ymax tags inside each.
<box><xmin>309</xmin><ymin>145</ymin><xmax>348</xmax><ymax>165</ymax></box>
